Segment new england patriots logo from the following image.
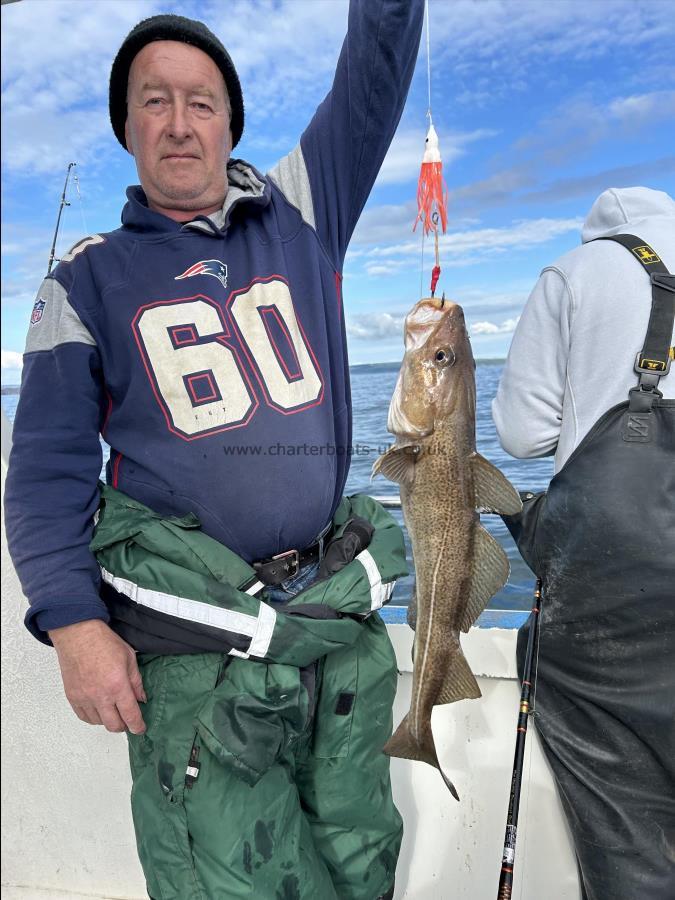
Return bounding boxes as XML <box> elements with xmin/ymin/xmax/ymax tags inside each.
<box><xmin>30</xmin><ymin>297</ymin><xmax>46</xmax><ymax>326</ymax></box>
<box><xmin>175</xmin><ymin>259</ymin><xmax>228</xmax><ymax>289</ymax></box>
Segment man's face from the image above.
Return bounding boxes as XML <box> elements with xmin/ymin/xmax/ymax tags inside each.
<box><xmin>124</xmin><ymin>40</ymin><xmax>232</xmax><ymax>221</ymax></box>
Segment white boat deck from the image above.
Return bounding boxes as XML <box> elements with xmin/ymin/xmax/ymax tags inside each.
<box><xmin>1</xmin><ymin>412</ymin><xmax>581</xmax><ymax>899</ymax></box>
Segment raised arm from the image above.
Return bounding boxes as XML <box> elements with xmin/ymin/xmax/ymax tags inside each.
<box><xmin>269</xmin><ymin>0</ymin><xmax>424</xmax><ymax>268</ymax></box>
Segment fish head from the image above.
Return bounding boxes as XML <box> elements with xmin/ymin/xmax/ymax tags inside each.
<box><xmin>387</xmin><ymin>297</ymin><xmax>475</xmax><ymax>439</ymax></box>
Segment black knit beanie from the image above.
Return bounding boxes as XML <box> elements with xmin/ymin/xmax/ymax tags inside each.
<box><xmin>109</xmin><ymin>14</ymin><xmax>244</xmax><ymax>150</ymax></box>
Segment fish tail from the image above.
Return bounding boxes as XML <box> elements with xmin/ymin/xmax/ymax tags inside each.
<box><xmin>384</xmin><ymin>714</ymin><xmax>460</xmax><ymax>801</ymax></box>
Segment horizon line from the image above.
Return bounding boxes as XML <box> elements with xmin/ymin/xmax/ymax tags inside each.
<box><xmin>350</xmin><ymin>357</ymin><xmax>506</xmax><ymax>366</ymax></box>
<box><xmin>1</xmin><ymin>357</ymin><xmax>508</xmax><ymax>388</ymax></box>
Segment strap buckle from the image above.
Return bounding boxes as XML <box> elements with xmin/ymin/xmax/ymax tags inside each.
<box><xmin>628</xmin><ymin>382</ymin><xmax>663</xmax><ymax>413</ymax></box>
<box><xmin>634</xmin><ymin>351</ymin><xmax>670</xmax><ymax>378</ymax></box>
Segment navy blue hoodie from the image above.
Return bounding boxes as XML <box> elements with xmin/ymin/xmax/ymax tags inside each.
<box><xmin>5</xmin><ymin>0</ymin><xmax>424</xmax><ymax>642</ymax></box>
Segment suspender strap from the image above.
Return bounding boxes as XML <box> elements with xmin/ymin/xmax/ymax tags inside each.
<box><xmin>595</xmin><ymin>234</ymin><xmax>674</xmax><ymax>411</ymax></box>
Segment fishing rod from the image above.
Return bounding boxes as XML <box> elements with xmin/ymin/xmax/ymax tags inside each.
<box><xmin>497</xmin><ymin>577</ymin><xmax>543</xmax><ymax>900</ymax></box>
<box><xmin>47</xmin><ymin>162</ymin><xmax>77</xmax><ymax>274</ymax></box>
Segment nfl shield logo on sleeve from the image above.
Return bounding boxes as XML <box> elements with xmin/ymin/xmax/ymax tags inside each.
<box><xmin>30</xmin><ymin>297</ymin><xmax>46</xmax><ymax>326</ymax></box>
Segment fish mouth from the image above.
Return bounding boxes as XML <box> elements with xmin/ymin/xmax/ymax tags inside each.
<box><xmin>388</xmin><ymin>427</ymin><xmax>431</xmax><ymax>442</ymax></box>
<box><xmin>405</xmin><ymin>298</ymin><xmax>465</xmax><ymax>352</ymax></box>
<box><xmin>423</xmin><ymin>296</ymin><xmax>462</xmax><ymax>313</ymax></box>
<box><xmin>387</xmin><ymin>414</ymin><xmax>432</xmax><ymax>441</ymax></box>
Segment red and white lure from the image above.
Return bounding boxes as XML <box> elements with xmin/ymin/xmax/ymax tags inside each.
<box><xmin>414</xmin><ymin>122</ymin><xmax>448</xmax><ymax>237</ymax></box>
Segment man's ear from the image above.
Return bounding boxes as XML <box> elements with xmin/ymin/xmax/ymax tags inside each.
<box><xmin>124</xmin><ymin>120</ymin><xmax>133</xmax><ymax>155</ymax></box>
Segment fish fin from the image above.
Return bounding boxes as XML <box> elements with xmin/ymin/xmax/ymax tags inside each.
<box><xmin>372</xmin><ymin>445</ymin><xmax>418</xmax><ymax>486</ymax></box>
<box><xmin>471</xmin><ymin>453</ymin><xmax>523</xmax><ymax>515</ymax></box>
<box><xmin>407</xmin><ymin>584</ymin><xmax>418</xmax><ymax>631</ymax></box>
<box><xmin>384</xmin><ymin>714</ymin><xmax>460</xmax><ymax>801</ymax></box>
<box><xmin>459</xmin><ymin>526</ymin><xmax>510</xmax><ymax>632</ymax></box>
<box><xmin>436</xmin><ymin>647</ymin><xmax>482</xmax><ymax>704</ymax></box>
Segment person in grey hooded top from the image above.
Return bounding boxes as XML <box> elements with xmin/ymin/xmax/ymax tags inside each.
<box><xmin>492</xmin><ymin>186</ymin><xmax>675</xmax><ymax>900</ymax></box>
<box><xmin>493</xmin><ymin>186</ymin><xmax>675</xmax><ymax>468</ymax></box>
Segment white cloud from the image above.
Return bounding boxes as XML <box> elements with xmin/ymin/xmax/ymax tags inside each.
<box><xmin>450</xmin><ymin>287</ymin><xmax>530</xmax><ymax>319</ymax></box>
<box><xmin>350</xmin><ymin>202</ymin><xmax>419</xmax><ymax>247</ymax></box>
<box><xmin>470</xmin><ymin>317</ymin><xmax>520</xmax><ymax>336</ymax></box>
<box><xmin>609</xmin><ymin>90</ymin><xmax>675</xmax><ymax>124</ymax></box>
<box><xmin>350</xmin><ymin>202</ymin><xmax>482</xmax><ymax>248</ymax></box>
<box><xmin>364</xmin><ymin>217</ymin><xmax>583</xmax><ymax>261</ymax></box>
<box><xmin>346</xmin><ymin>313</ymin><xmax>405</xmax><ymax>341</ymax></box>
<box><xmin>3</xmin><ymin>110</ymin><xmax>114</xmax><ymax>177</ymax></box>
<box><xmin>1</xmin><ymin>350</ymin><xmax>23</xmax><ymax>371</ymax></box>
<box><xmin>513</xmin><ymin>90</ymin><xmax>675</xmax><ymax>168</ymax></box>
<box><xmin>364</xmin><ymin>260</ymin><xmax>410</xmax><ymax>278</ymax></box>
<box><xmin>523</xmin><ymin>157</ymin><xmax>675</xmax><ymax>206</ymax></box>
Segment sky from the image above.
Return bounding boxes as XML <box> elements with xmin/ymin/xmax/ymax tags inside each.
<box><xmin>2</xmin><ymin>0</ymin><xmax>674</xmax><ymax>384</ymax></box>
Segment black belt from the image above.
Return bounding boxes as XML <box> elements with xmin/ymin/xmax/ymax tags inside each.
<box><xmin>252</xmin><ymin>523</ymin><xmax>332</xmax><ymax>586</ymax></box>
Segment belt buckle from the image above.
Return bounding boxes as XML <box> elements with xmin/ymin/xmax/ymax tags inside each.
<box><xmin>272</xmin><ymin>548</ymin><xmax>300</xmax><ymax>579</ymax></box>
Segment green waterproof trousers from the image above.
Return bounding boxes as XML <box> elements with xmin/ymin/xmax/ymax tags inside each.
<box><xmin>93</xmin><ymin>488</ymin><xmax>406</xmax><ymax>899</ymax></box>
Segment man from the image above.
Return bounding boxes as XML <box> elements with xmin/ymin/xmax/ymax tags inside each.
<box><xmin>5</xmin><ymin>4</ymin><xmax>424</xmax><ymax>897</ymax></box>
<box><xmin>493</xmin><ymin>187</ymin><xmax>675</xmax><ymax>900</ymax></box>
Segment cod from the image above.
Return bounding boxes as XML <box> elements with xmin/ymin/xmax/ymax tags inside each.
<box><xmin>373</xmin><ymin>297</ymin><xmax>522</xmax><ymax>799</ymax></box>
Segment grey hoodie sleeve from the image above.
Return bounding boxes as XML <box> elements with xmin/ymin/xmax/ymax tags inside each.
<box><xmin>492</xmin><ymin>267</ymin><xmax>573</xmax><ymax>459</ymax></box>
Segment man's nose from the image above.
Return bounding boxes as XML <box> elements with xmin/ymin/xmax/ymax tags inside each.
<box><xmin>167</xmin><ymin>102</ymin><xmax>192</xmax><ymax>140</ymax></box>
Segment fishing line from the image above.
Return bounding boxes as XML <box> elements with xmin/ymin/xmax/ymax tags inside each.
<box><xmin>73</xmin><ymin>169</ymin><xmax>89</xmax><ymax>237</ymax></box>
<box><xmin>420</xmin><ymin>229</ymin><xmax>426</xmax><ymax>297</ymax></box>
<box><xmin>425</xmin><ymin>0</ymin><xmax>432</xmax><ymax>123</ymax></box>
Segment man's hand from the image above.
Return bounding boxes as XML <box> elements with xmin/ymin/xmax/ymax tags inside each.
<box><xmin>49</xmin><ymin>620</ymin><xmax>147</xmax><ymax>734</ymax></box>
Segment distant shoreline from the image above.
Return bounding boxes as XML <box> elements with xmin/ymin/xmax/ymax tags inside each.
<box><xmin>349</xmin><ymin>358</ymin><xmax>506</xmax><ymax>370</ymax></box>
<box><xmin>1</xmin><ymin>359</ymin><xmax>506</xmax><ymax>394</ymax></box>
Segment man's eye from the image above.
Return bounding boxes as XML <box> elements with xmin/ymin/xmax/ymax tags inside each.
<box><xmin>192</xmin><ymin>102</ymin><xmax>212</xmax><ymax>112</ymax></box>
<box><xmin>146</xmin><ymin>97</ymin><xmax>164</xmax><ymax>106</ymax></box>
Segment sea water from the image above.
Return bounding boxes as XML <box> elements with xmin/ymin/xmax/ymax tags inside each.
<box><xmin>1</xmin><ymin>361</ymin><xmax>552</xmax><ymax>609</ymax></box>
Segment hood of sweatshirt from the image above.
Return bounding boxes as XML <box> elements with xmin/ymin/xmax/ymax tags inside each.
<box><xmin>581</xmin><ymin>186</ymin><xmax>675</xmax><ymax>243</ymax></box>
<box><xmin>120</xmin><ymin>158</ymin><xmax>270</xmax><ymax>236</ymax></box>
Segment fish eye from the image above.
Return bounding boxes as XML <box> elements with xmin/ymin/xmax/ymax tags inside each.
<box><xmin>434</xmin><ymin>347</ymin><xmax>456</xmax><ymax>366</ymax></box>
